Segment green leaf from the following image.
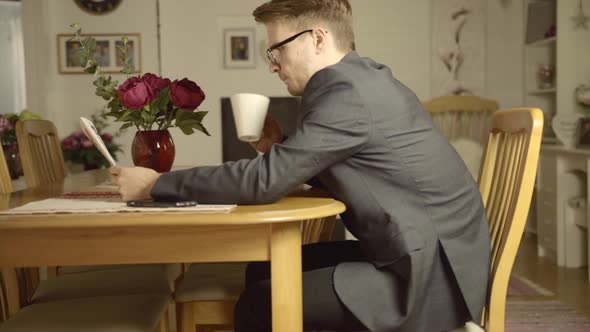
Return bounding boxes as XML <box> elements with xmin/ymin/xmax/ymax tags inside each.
<box><xmin>84</xmin><ymin>64</ymin><xmax>98</xmax><ymax>74</ymax></box>
<box><xmin>119</xmin><ymin>109</ymin><xmax>136</xmax><ymax>122</ymax></box>
<box><xmin>120</xmin><ymin>122</ymin><xmax>134</xmax><ymax>130</ymax></box>
<box><xmin>175</xmin><ymin>109</ymin><xmax>190</xmax><ymax>122</ymax></box>
<box><xmin>141</xmin><ymin>111</ymin><xmax>155</xmax><ymax>123</ymax></box>
<box><xmin>192</xmin><ymin>122</ymin><xmax>211</xmax><ymax>136</ymax></box>
<box><xmin>82</xmin><ymin>37</ymin><xmax>96</xmax><ymax>51</ymax></box>
<box><xmin>178</xmin><ymin>125</ymin><xmax>195</xmax><ymax>135</ymax></box>
<box><xmin>192</xmin><ymin>111</ymin><xmax>208</xmax><ymax>122</ymax></box>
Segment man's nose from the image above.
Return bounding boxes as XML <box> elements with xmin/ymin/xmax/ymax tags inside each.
<box><xmin>269</xmin><ymin>62</ymin><xmax>280</xmax><ymax>73</ymax></box>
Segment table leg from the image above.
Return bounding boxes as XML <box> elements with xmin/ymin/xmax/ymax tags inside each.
<box><xmin>271</xmin><ymin>222</ymin><xmax>302</xmax><ymax>332</ymax></box>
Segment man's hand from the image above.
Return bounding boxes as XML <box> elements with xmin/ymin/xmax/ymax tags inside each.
<box><xmin>110</xmin><ymin>166</ymin><xmax>162</xmax><ymax>201</ymax></box>
<box><xmin>249</xmin><ymin>114</ymin><xmax>283</xmax><ymax>153</ymax></box>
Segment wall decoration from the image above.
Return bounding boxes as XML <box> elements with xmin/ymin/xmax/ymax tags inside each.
<box><xmin>223</xmin><ymin>28</ymin><xmax>255</xmax><ymax>69</ymax></box>
<box><xmin>73</xmin><ymin>0</ymin><xmax>122</xmax><ymax>15</ymax></box>
<box><xmin>431</xmin><ymin>0</ymin><xmax>485</xmax><ymax>96</ymax></box>
<box><xmin>572</xmin><ymin>0</ymin><xmax>590</xmax><ymax>30</ymax></box>
<box><xmin>57</xmin><ymin>33</ymin><xmax>141</xmax><ymax>74</ymax></box>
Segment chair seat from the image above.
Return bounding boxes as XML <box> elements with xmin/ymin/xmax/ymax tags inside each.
<box><xmin>449</xmin><ymin>321</ymin><xmax>485</xmax><ymax>332</ymax></box>
<box><xmin>33</xmin><ymin>265</ymin><xmax>171</xmax><ymax>303</ymax></box>
<box><xmin>0</xmin><ymin>294</ymin><xmax>170</xmax><ymax>332</ymax></box>
<box><xmin>175</xmin><ymin>263</ymin><xmax>247</xmax><ymax>303</ymax></box>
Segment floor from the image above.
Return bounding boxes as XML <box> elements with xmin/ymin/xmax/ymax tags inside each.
<box><xmin>512</xmin><ymin>234</ymin><xmax>590</xmax><ymax>318</ymax></box>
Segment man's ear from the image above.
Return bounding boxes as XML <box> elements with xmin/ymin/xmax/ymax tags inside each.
<box><xmin>312</xmin><ymin>29</ymin><xmax>329</xmax><ymax>53</ymax></box>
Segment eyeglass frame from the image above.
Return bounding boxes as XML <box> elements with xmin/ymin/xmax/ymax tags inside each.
<box><xmin>266</xmin><ymin>29</ymin><xmax>314</xmax><ymax>65</ymax></box>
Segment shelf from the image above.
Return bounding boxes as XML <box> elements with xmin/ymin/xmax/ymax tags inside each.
<box><xmin>526</xmin><ymin>36</ymin><xmax>556</xmax><ymax>48</ymax></box>
<box><xmin>528</xmin><ymin>88</ymin><xmax>556</xmax><ymax>95</ymax></box>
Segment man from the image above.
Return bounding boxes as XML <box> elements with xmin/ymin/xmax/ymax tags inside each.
<box><xmin>110</xmin><ymin>1</ymin><xmax>490</xmax><ymax>331</ymax></box>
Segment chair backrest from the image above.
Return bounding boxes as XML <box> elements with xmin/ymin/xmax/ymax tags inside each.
<box><xmin>0</xmin><ymin>146</ymin><xmax>14</xmax><ymax>194</ymax></box>
<box><xmin>423</xmin><ymin>95</ymin><xmax>499</xmax><ymax>145</ymax></box>
<box><xmin>16</xmin><ymin>120</ymin><xmax>66</xmax><ymax>187</ymax></box>
<box><xmin>477</xmin><ymin>108</ymin><xmax>543</xmax><ymax>332</ymax></box>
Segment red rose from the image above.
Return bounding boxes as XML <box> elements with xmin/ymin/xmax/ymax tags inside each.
<box><xmin>101</xmin><ymin>133</ymin><xmax>113</xmax><ymax>143</ymax></box>
<box><xmin>142</xmin><ymin>73</ymin><xmax>171</xmax><ymax>93</ymax></box>
<box><xmin>117</xmin><ymin>76</ymin><xmax>154</xmax><ymax>109</ymax></box>
<box><xmin>0</xmin><ymin>116</ymin><xmax>13</xmax><ymax>135</ymax></box>
<box><xmin>61</xmin><ymin>136</ymin><xmax>79</xmax><ymax>150</ymax></box>
<box><xmin>170</xmin><ymin>78</ymin><xmax>205</xmax><ymax>110</ymax></box>
<box><xmin>80</xmin><ymin>138</ymin><xmax>93</xmax><ymax>148</ymax></box>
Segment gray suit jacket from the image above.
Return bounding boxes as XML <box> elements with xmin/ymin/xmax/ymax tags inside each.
<box><xmin>152</xmin><ymin>52</ymin><xmax>490</xmax><ymax>332</ymax></box>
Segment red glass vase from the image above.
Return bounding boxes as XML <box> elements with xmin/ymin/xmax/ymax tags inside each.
<box><xmin>131</xmin><ymin>130</ymin><xmax>175</xmax><ymax>172</ymax></box>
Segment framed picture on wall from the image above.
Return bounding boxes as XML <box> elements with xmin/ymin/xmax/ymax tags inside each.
<box><xmin>57</xmin><ymin>33</ymin><xmax>142</xmax><ymax>74</ymax></box>
<box><xmin>223</xmin><ymin>28</ymin><xmax>255</xmax><ymax>69</ymax></box>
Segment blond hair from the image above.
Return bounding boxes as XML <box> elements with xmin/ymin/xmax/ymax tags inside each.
<box><xmin>253</xmin><ymin>0</ymin><xmax>355</xmax><ymax>52</ymax></box>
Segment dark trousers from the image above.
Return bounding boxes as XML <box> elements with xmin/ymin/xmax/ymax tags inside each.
<box><xmin>234</xmin><ymin>240</ymin><xmax>368</xmax><ymax>332</ymax></box>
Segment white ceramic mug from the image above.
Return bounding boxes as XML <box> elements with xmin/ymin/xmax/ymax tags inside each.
<box><xmin>230</xmin><ymin>93</ymin><xmax>270</xmax><ymax>142</ymax></box>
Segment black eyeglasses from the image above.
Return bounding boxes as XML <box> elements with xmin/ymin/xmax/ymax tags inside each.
<box><xmin>266</xmin><ymin>29</ymin><xmax>313</xmax><ymax>65</ymax></box>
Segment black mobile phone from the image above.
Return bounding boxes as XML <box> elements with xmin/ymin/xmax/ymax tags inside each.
<box><xmin>126</xmin><ymin>200</ymin><xmax>198</xmax><ymax>208</ymax></box>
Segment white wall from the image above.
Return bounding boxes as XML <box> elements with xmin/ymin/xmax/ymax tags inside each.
<box><xmin>485</xmin><ymin>0</ymin><xmax>525</xmax><ymax>109</ymax></box>
<box><xmin>0</xmin><ymin>1</ymin><xmax>20</xmax><ymax>114</ymax></box>
<box><xmin>22</xmin><ymin>0</ymin><xmax>159</xmax><ymax>166</ymax></box>
<box><xmin>159</xmin><ymin>0</ymin><xmax>433</xmax><ymax>166</ymax></box>
<box><xmin>352</xmin><ymin>0</ymin><xmax>431</xmax><ymax>99</ymax></box>
<box><xmin>18</xmin><ymin>0</ymin><xmax>527</xmax><ymax>168</ymax></box>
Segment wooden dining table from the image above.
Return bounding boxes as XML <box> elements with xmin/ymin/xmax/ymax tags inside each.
<box><xmin>0</xmin><ymin>169</ymin><xmax>346</xmax><ymax>332</ymax></box>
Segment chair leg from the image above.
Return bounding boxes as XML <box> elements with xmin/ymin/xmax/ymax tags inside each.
<box><xmin>155</xmin><ymin>311</ymin><xmax>170</xmax><ymax>332</ymax></box>
<box><xmin>177</xmin><ymin>302</ymin><xmax>196</xmax><ymax>332</ymax></box>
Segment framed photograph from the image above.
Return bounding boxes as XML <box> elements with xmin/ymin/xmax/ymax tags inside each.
<box><xmin>57</xmin><ymin>33</ymin><xmax>142</xmax><ymax>74</ymax></box>
<box><xmin>223</xmin><ymin>28</ymin><xmax>255</xmax><ymax>69</ymax></box>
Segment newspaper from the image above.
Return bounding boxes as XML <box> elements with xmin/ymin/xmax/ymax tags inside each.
<box><xmin>0</xmin><ymin>197</ymin><xmax>236</xmax><ymax>214</ymax></box>
<box><xmin>80</xmin><ymin>117</ymin><xmax>117</xmax><ymax>166</ymax></box>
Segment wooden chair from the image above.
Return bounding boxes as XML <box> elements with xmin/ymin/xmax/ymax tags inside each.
<box><xmin>423</xmin><ymin>95</ymin><xmax>499</xmax><ymax>145</ymax></box>
<box><xmin>0</xmin><ymin>267</ymin><xmax>170</xmax><ymax>331</ymax></box>
<box><xmin>15</xmin><ymin>119</ymin><xmax>66</xmax><ymax>188</ymax></box>
<box><xmin>12</xmin><ymin>120</ymin><xmax>176</xmax><ymax>303</ymax></box>
<box><xmin>451</xmin><ymin>107</ymin><xmax>544</xmax><ymax>332</ymax></box>
<box><xmin>174</xmin><ymin>211</ymin><xmax>337</xmax><ymax>332</ymax></box>
<box><xmin>0</xmin><ymin>146</ymin><xmax>14</xmax><ymax>194</ymax></box>
<box><xmin>13</xmin><ymin>119</ymin><xmax>165</xmax><ymax>277</ymax></box>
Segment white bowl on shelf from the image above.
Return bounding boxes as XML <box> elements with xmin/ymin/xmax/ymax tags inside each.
<box><xmin>576</xmin><ymin>85</ymin><xmax>590</xmax><ymax>107</ymax></box>
<box><xmin>551</xmin><ymin>113</ymin><xmax>583</xmax><ymax>148</ymax></box>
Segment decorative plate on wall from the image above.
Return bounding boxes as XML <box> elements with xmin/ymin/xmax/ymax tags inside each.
<box><xmin>74</xmin><ymin>0</ymin><xmax>122</xmax><ymax>15</ymax></box>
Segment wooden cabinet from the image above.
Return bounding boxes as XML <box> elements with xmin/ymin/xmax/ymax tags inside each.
<box><xmin>536</xmin><ymin>146</ymin><xmax>588</xmax><ymax>268</ymax></box>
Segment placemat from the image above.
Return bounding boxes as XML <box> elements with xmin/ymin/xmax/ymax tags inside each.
<box><xmin>0</xmin><ymin>192</ymin><xmax>235</xmax><ymax>214</ymax></box>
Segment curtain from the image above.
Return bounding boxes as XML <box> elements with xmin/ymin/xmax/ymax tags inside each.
<box><xmin>9</xmin><ymin>13</ymin><xmax>26</xmax><ymax>114</ymax></box>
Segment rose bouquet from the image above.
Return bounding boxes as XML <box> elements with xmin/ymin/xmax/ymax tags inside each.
<box><xmin>70</xmin><ymin>23</ymin><xmax>209</xmax><ymax>135</ymax></box>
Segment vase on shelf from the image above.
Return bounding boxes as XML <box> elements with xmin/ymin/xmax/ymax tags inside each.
<box><xmin>536</xmin><ymin>64</ymin><xmax>555</xmax><ymax>89</ymax></box>
<box><xmin>131</xmin><ymin>130</ymin><xmax>175</xmax><ymax>173</ymax></box>
<box><xmin>2</xmin><ymin>143</ymin><xmax>23</xmax><ymax>180</ymax></box>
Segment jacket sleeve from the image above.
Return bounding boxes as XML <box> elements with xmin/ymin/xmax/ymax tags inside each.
<box><xmin>151</xmin><ymin>68</ymin><xmax>371</xmax><ymax>204</ymax></box>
